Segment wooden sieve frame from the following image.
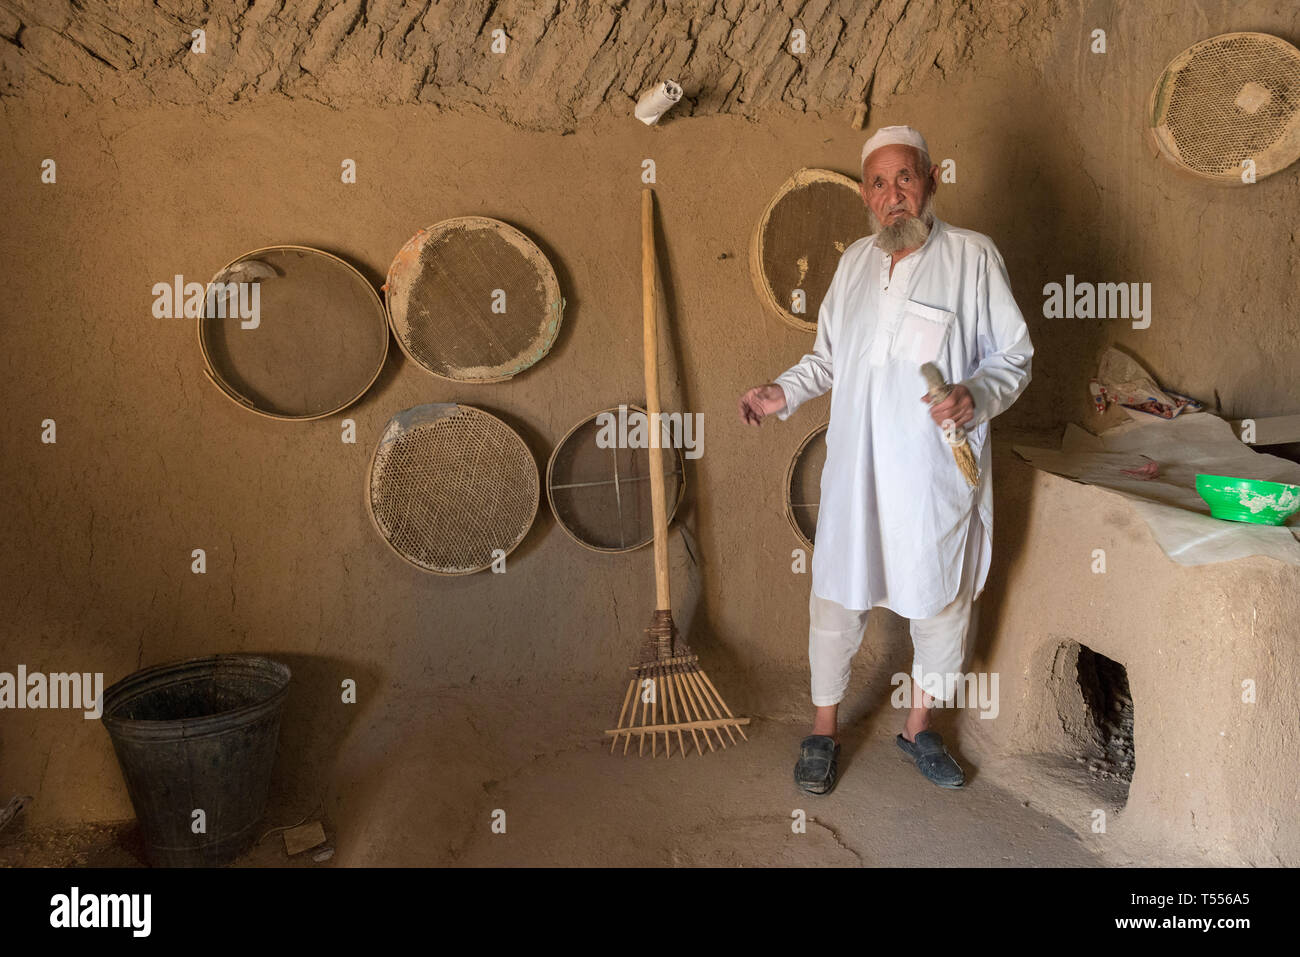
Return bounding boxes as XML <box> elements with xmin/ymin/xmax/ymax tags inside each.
<box><xmin>197</xmin><ymin>244</ymin><xmax>389</xmax><ymax>421</ymax></box>
<box><xmin>749</xmin><ymin>169</ymin><xmax>864</xmax><ymax>333</ymax></box>
<box><xmin>1146</xmin><ymin>32</ymin><xmax>1300</xmax><ymax>185</ymax></box>
<box><xmin>546</xmin><ymin>405</ymin><xmax>687</xmax><ymax>554</ymax></box>
<box><xmin>383</xmin><ymin>217</ymin><xmax>565</xmax><ymax>383</ymax></box>
<box><xmin>785</xmin><ymin>422</ymin><xmax>828</xmax><ymax>551</ymax></box>
<box><xmin>365</xmin><ymin>403</ymin><xmax>539</xmax><ymax>576</ymax></box>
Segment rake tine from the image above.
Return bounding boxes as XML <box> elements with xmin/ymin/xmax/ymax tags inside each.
<box><xmin>658</xmin><ymin>666</ymin><xmax>672</xmax><ymax>757</ymax></box>
<box><xmin>677</xmin><ymin>667</ymin><xmax>718</xmax><ymax>753</ymax></box>
<box><xmin>698</xmin><ymin>669</ymin><xmax>749</xmax><ymax>742</ymax></box>
<box><xmin>637</xmin><ymin>673</ymin><xmax>648</xmax><ymax>757</ymax></box>
<box><xmin>654</xmin><ymin>669</ymin><xmax>665</xmax><ymax>757</ymax></box>
<box><xmin>689</xmin><ymin>670</ymin><xmax>737</xmax><ymax>746</ymax></box>
<box><xmin>671</xmin><ymin>667</ymin><xmax>706</xmax><ymax>756</ymax></box>
<box><xmin>624</xmin><ymin>673</ymin><xmax>639</xmax><ymax>756</ymax></box>
<box><xmin>683</xmin><ymin>669</ymin><xmax>723</xmax><ymax>745</ymax></box>
<box><xmin>651</xmin><ymin>672</ymin><xmax>659</xmax><ymax>758</ymax></box>
<box><xmin>612</xmin><ymin>677</ymin><xmax>636</xmax><ymax>755</ymax></box>
<box><xmin>665</xmin><ymin>668</ymin><xmax>692</xmax><ymax>755</ymax></box>
<box><xmin>680</xmin><ymin>667</ymin><xmax>724</xmax><ymax>750</ymax></box>
<box><xmin>664</xmin><ymin>664</ymin><xmax>686</xmax><ymax>757</ymax></box>
<box><xmin>660</xmin><ymin>667</ymin><xmax>671</xmax><ymax>758</ymax></box>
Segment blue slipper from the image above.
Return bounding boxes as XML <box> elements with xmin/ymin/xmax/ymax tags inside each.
<box><xmin>896</xmin><ymin>731</ymin><xmax>965</xmax><ymax>788</ymax></box>
<box><xmin>794</xmin><ymin>734</ymin><xmax>840</xmax><ymax>795</ymax></box>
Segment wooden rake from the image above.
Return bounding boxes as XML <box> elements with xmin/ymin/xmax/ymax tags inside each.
<box><xmin>605</xmin><ymin>189</ymin><xmax>751</xmax><ymax>757</ymax></box>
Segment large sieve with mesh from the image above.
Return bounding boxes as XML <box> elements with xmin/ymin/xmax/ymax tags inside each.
<box><xmin>198</xmin><ymin>245</ymin><xmax>389</xmax><ymax>420</ymax></box>
<box><xmin>750</xmin><ymin>169</ymin><xmax>871</xmax><ymax>333</ymax></box>
<box><xmin>546</xmin><ymin>406</ymin><xmax>686</xmax><ymax>553</ymax></box>
<box><xmin>1149</xmin><ymin>32</ymin><xmax>1300</xmax><ymax>183</ymax></box>
<box><xmin>384</xmin><ymin>218</ymin><xmax>564</xmax><ymax>382</ymax></box>
<box><xmin>785</xmin><ymin>423</ymin><xmax>828</xmax><ymax>551</ymax></box>
<box><xmin>367</xmin><ymin>404</ymin><xmax>538</xmax><ymax>575</ymax></box>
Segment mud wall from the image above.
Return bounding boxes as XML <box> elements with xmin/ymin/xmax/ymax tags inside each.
<box><xmin>1</xmin><ymin>0</ymin><xmax>986</xmax><ymax>127</ymax></box>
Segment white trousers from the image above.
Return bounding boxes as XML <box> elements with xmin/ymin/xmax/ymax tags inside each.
<box><xmin>809</xmin><ymin>512</ymin><xmax>983</xmax><ymax>707</ymax></box>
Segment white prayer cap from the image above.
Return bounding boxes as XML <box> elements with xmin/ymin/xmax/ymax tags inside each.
<box><xmin>860</xmin><ymin>125</ymin><xmax>930</xmax><ymax>167</ymax></box>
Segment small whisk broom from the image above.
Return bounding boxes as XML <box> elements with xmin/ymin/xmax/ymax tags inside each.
<box><xmin>605</xmin><ymin>189</ymin><xmax>750</xmax><ymax>757</ymax></box>
<box><xmin>921</xmin><ymin>361</ymin><xmax>979</xmax><ymax>488</ymax></box>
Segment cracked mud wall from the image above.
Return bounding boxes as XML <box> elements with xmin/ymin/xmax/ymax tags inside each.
<box><xmin>1</xmin><ymin>0</ymin><xmax>1299</xmax><ymax>866</ymax></box>
<box><xmin>1</xmin><ymin>0</ymin><xmax>995</xmax><ymax>128</ymax></box>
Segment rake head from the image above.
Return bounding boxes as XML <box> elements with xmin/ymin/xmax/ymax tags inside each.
<box><xmin>605</xmin><ymin>610</ymin><xmax>750</xmax><ymax>757</ymax></box>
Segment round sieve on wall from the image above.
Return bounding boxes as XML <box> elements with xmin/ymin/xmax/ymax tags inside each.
<box><xmin>198</xmin><ymin>245</ymin><xmax>389</xmax><ymax>420</ymax></box>
<box><xmin>1148</xmin><ymin>32</ymin><xmax>1300</xmax><ymax>184</ymax></box>
<box><xmin>367</xmin><ymin>403</ymin><xmax>539</xmax><ymax>575</ymax></box>
<box><xmin>546</xmin><ymin>405</ymin><xmax>686</xmax><ymax>553</ymax></box>
<box><xmin>750</xmin><ymin>169</ymin><xmax>871</xmax><ymax>333</ymax></box>
<box><xmin>785</xmin><ymin>423</ymin><xmax>828</xmax><ymax>551</ymax></box>
<box><xmin>384</xmin><ymin>217</ymin><xmax>565</xmax><ymax>382</ymax></box>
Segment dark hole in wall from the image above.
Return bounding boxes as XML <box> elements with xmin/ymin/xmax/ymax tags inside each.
<box><xmin>1076</xmin><ymin>645</ymin><xmax>1134</xmax><ymax>795</ymax></box>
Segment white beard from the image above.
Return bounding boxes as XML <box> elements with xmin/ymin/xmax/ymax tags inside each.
<box><xmin>870</xmin><ymin>193</ymin><xmax>935</xmax><ymax>254</ymax></box>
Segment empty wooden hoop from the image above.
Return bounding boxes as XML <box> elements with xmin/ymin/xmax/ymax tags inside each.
<box><xmin>785</xmin><ymin>422</ymin><xmax>828</xmax><ymax>551</ymax></box>
<box><xmin>197</xmin><ymin>245</ymin><xmax>389</xmax><ymax>421</ymax></box>
<box><xmin>749</xmin><ymin>169</ymin><xmax>869</xmax><ymax>333</ymax></box>
<box><xmin>384</xmin><ymin>217</ymin><xmax>564</xmax><ymax>382</ymax></box>
<box><xmin>366</xmin><ymin>403</ymin><xmax>539</xmax><ymax>575</ymax></box>
<box><xmin>1147</xmin><ymin>32</ymin><xmax>1300</xmax><ymax>185</ymax></box>
<box><xmin>546</xmin><ymin>405</ymin><xmax>687</xmax><ymax>554</ymax></box>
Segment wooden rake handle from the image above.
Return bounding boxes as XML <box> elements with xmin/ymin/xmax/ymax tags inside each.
<box><xmin>642</xmin><ymin>188</ymin><xmax>672</xmax><ymax>613</ymax></box>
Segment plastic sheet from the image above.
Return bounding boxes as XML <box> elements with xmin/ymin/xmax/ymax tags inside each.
<box><xmin>1013</xmin><ymin>413</ymin><xmax>1300</xmax><ymax>566</ymax></box>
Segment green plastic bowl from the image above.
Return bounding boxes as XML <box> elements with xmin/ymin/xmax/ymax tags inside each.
<box><xmin>1195</xmin><ymin>474</ymin><xmax>1300</xmax><ymax>525</ymax></box>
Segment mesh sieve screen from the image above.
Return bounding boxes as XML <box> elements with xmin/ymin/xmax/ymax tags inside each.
<box><xmin>547</xmin><ymin>408</ymin><xmax>685</xmax><ymax>553</ymax></box>
<box><xmin>785</xmin><ymin>424</ymin><xmax>827</xmax><ymax>550</ymax></box>
<box><xmin>386</xmin><ymin>218</ymin><xmax>563</xmax><ymax>382</ymax></box>
<box><xmin>751</xmin><ymin>170</ymin><xmax>871</xmax><ymax>333</ymax></box>
<box><xmin>368</xmin><ymin>404</ymin><xmax>538</xmax><ymax>575</ymax></box>
<box><xmin>200</xmin><ymin>246</ymin><xmax>388</xmax><ymax>419</ymax></box>
<box><xmin>1154</xmin><ymin>33</ymin><xmax>1300</xmax><ymax>180</ymax></box>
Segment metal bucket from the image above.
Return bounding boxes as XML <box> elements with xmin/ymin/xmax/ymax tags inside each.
<box><xmin>101</xmin><ymin>655</ymin><xmax>291</xmax><ymax>866</ymax></box>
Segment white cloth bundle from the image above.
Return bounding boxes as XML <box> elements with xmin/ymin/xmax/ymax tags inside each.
<box><xmin>635</xmin><ymin>80</ymin><xmax>682</xmax><ymax>125</ymax></box>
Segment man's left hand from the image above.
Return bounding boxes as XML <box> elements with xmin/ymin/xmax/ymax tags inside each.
<box><xmin>922</xmin><ymin>384</ymin><xmax>975</xmax><ymax>430</ymax></box>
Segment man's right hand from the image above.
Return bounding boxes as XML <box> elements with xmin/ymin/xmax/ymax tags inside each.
<box><xmin>738</xmin><ymin>383</ymin><xmax>788</xmax><ymax>426</ymax></box>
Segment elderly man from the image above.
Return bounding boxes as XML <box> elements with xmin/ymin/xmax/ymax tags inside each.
<box><xmin>739</xmin><ymin>126</ymin><xmax>1033</xmax><ymax>794</ymax></box>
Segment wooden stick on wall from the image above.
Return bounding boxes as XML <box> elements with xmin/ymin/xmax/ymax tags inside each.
<box><xmin>642</xmin><ymin>188</ymin><xmax>672</xmax><ymax>615</ymax></box>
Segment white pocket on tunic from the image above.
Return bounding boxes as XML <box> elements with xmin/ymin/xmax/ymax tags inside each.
<box><xmin>889</xmin><ymin>301</ymin><xmax>955</xmax><ymax>365</ymax></box>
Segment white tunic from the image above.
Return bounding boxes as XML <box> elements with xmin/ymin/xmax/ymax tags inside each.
<box><xmin>774</xmin><ymin>218</ymin><xmax>1033</xmax><ymax>618</ymax></box>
